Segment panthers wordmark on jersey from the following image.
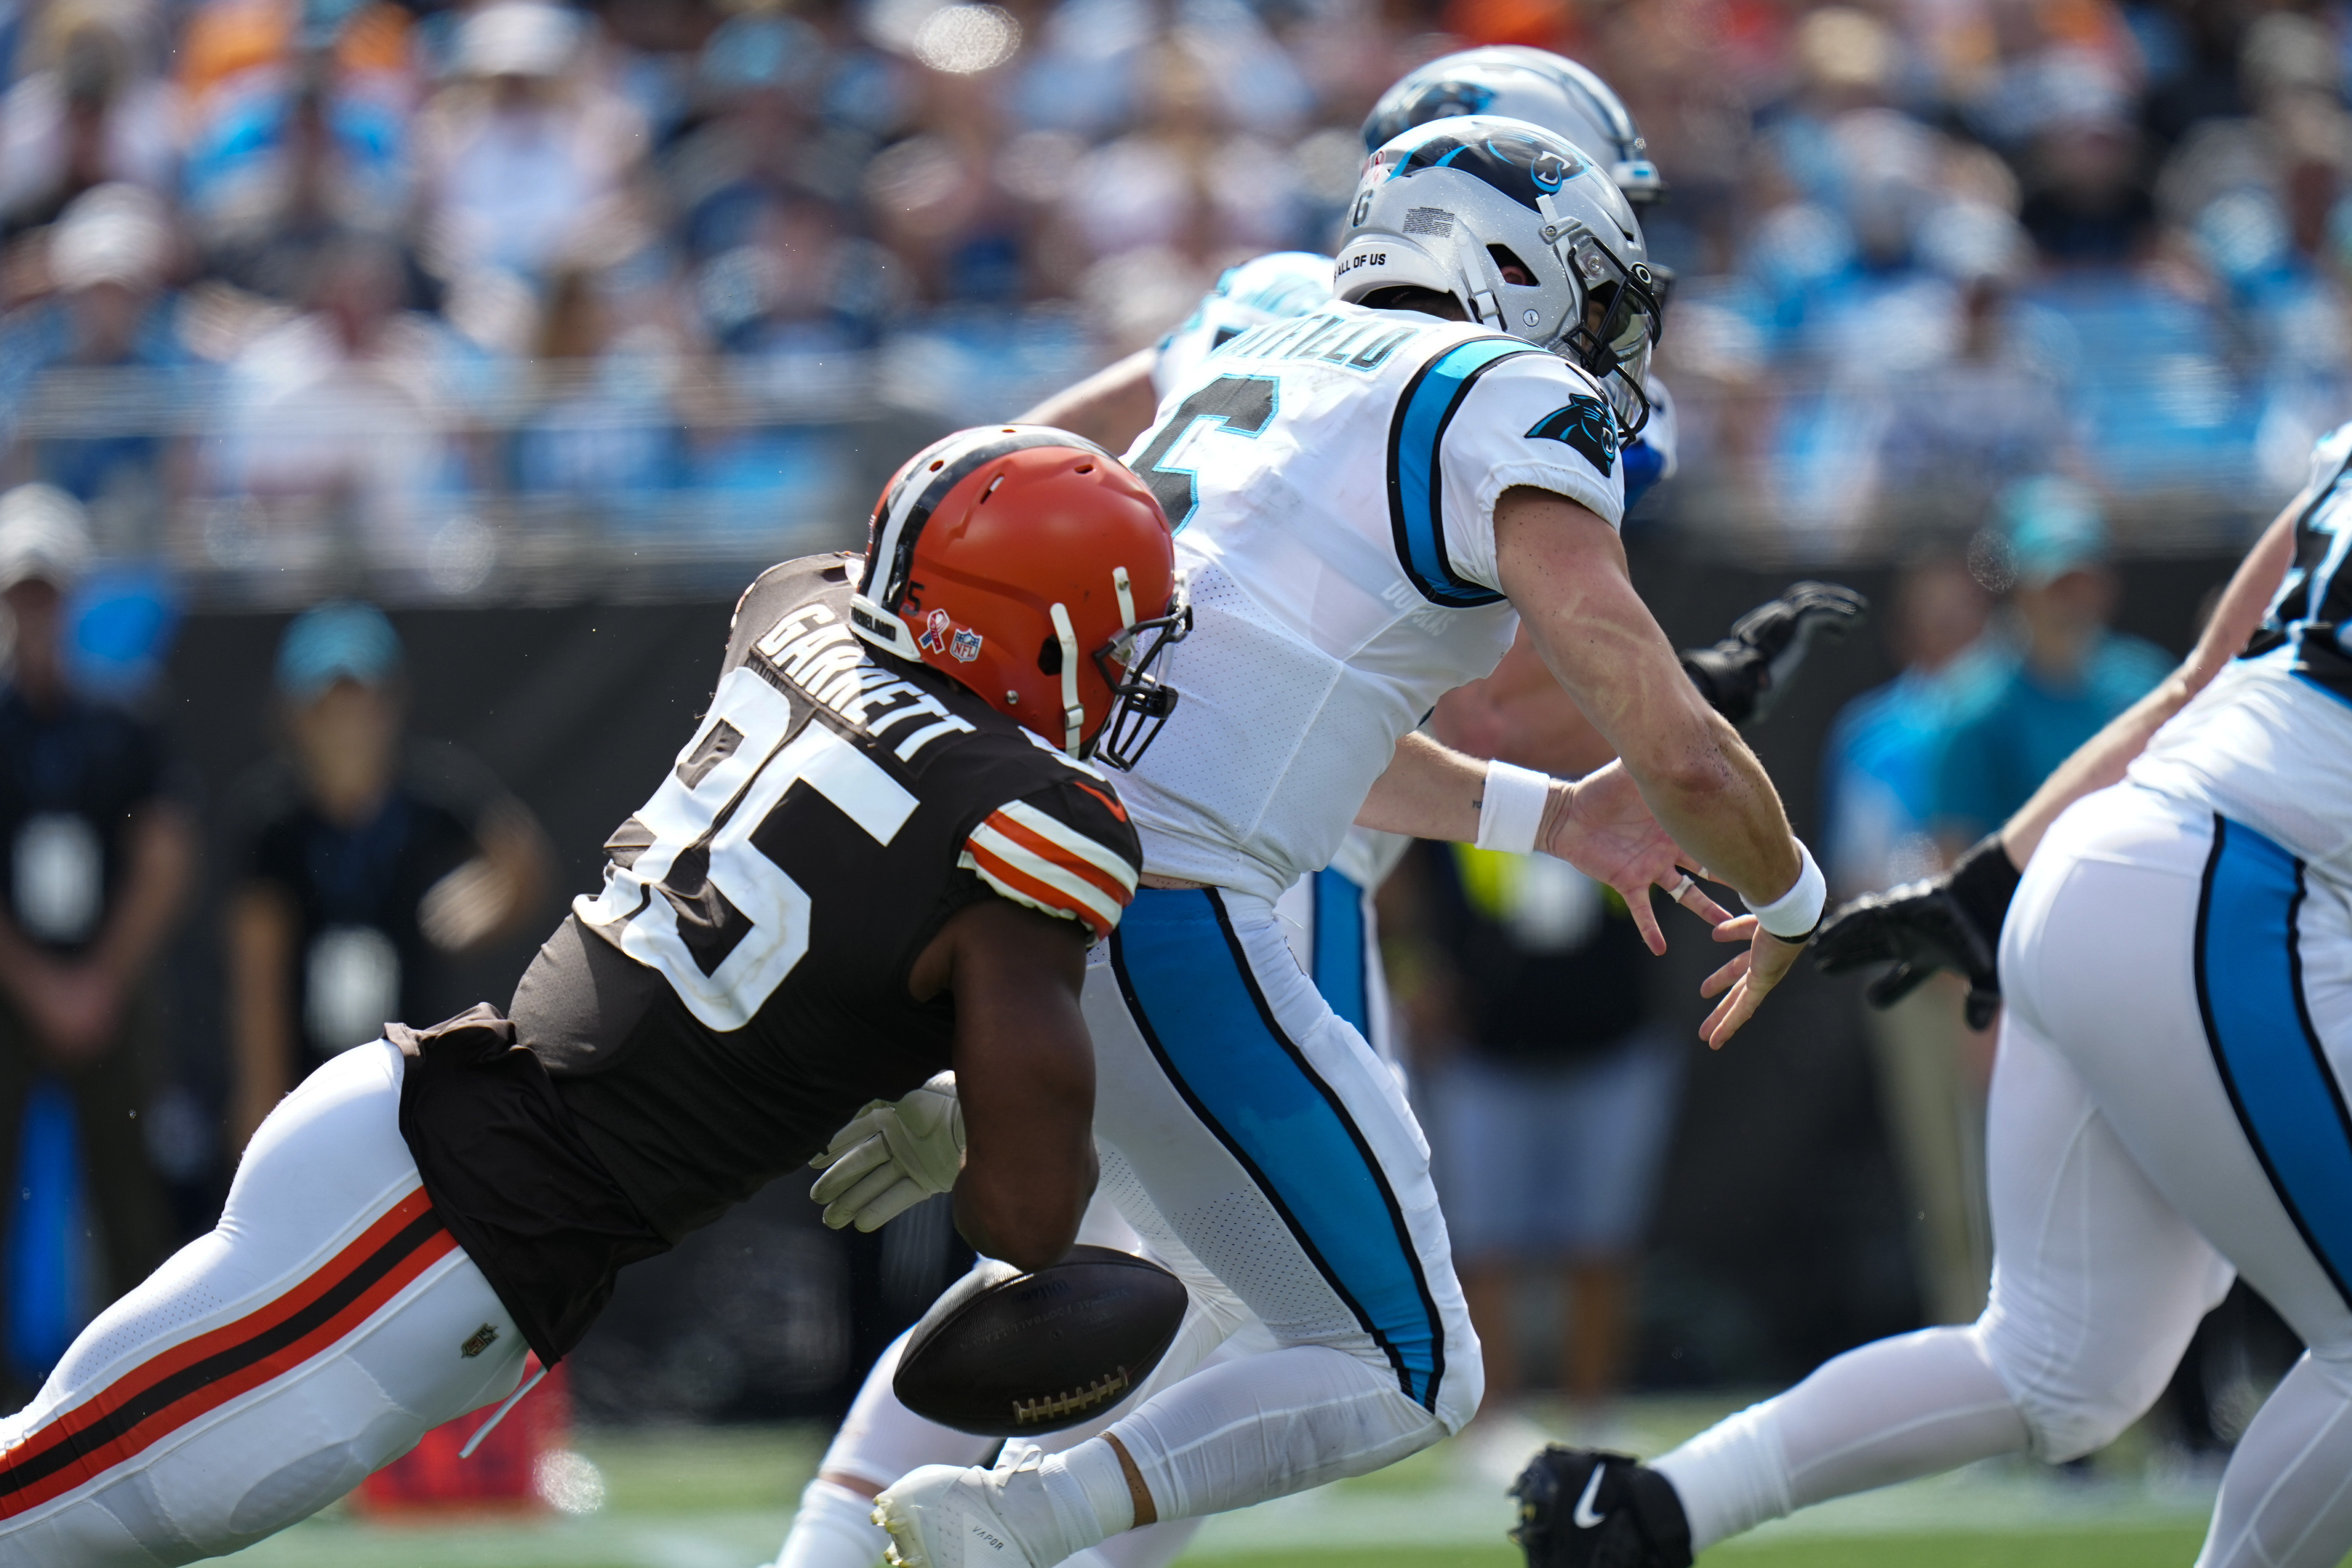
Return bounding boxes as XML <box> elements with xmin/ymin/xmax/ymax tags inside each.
<box><xmin>397</xmin><ymin>555</ymin><xmax>1140</xmax><ymax>1363</ymax></box>
<box><xmin>1112</xmin><ymin>301</ymin><xmax>1623</xmax><ymax>902</ymax></box>
<box><xmin>2134</xmin><ymin>421</ymin><xmax>2352</xmax><ymax>887</ymax></box>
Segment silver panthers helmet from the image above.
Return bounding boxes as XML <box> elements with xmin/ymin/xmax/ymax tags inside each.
<box><xmin>1336</xmin><ymin>116</ymin><xmax>1664</xmax><ymax>435</ymax></box>
<box><xmin>1362</xmin><ymin>47</ymin><xmax>1664</xmax><ymax>205</ymax></box>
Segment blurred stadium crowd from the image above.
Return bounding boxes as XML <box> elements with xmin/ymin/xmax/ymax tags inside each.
<box><xmin>0</xmin><ymin>0</ymin><xmax>2346</xmax><ymax>591</ymax></box>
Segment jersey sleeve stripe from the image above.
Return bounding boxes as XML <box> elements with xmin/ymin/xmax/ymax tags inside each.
<box><xmin>1386</xmin><ymin>338</ymin><xmax>1543</xmax><ymax>607</ymax></box>
<box><xmin>962</xmin><ymin>841</ymin><xmax>1125</xmax><ymax>937</ymax></box>
<box><xmin>980</xmin><ymin>819</ymin><xmax>1135</xmax><ymax>914</ymax></box>
<box><xmin>969</xmin><ymin>820</ymin><xmax>1130</xmax><ymax>919</ymax></box>
<box><xmin>993</xmin><ymin>799</ymin><xmax>1140</xmax><ymax>894</ymax></box>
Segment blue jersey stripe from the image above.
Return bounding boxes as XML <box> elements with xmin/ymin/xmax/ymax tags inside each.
<box><xmin>2195</xmin><ymin>815</ymin><xmax>2352</xmax><ymax>1308</ymax></box>
<box><xmin>1386</xmin><ymin>337</ymin><xmax>1542</xmax><ymax>607</ymax></box>
<box><xmin>1110</xmin><ymin>888</ymin><xmax>1444</xmax><ymax>1408</ymax></box>
<box><xmin>1310</xmin><ymin>868</ymin><xmax>1369</xmax><ymax>1040</ymax></box>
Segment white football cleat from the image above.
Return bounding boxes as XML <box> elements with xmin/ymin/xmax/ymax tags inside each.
<box><xmin>874</xmin><ymin>1455</ymin><xmax>1059</xmax><ymax>1568</ymax></box>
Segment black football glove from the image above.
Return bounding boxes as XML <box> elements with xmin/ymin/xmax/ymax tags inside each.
<box><xmin>1811</xmin><ymin>835</ymin><xmax>2022</xmax><ymax>1029</ymax></box>
<box><xmin>1680</xmin><ymin>581</ymin><xmax>1869</xmax><ymax>727</ymax></box>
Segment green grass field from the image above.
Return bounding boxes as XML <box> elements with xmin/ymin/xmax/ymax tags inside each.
<box><xmin>210</xmin><ymin>1396</ymin><xmax>2258</xmax><ymax>1568</ymax></box>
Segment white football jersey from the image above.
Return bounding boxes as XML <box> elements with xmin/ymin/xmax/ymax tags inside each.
<box><xmin>1116</xmin><ymin>301</ymin><xmax>1625</xmax><ymax>900</ymax></box>
<box><xmin>2131</xmin><ymin>421</ymin><xmax>2352</xmax><ymax>886</ymax></box>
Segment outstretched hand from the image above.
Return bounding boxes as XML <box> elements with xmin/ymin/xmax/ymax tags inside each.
<box><xmin>1539</xmin><ymin>760</ymin><xmax>1730</xmax><ymax>954</ymax></box>
<box><xmin>1699</xmin><ymin>917</ymin><xmax>1805</xmax><ymax>1048</ymax></box>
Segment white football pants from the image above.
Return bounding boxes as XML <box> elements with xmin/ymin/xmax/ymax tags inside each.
<box><xmin>0</xmin><ymin>1042</ymin><xmax>528</xmax><ymax>1566</ymax></box>
<box><xmin>788</xmin><ymin>886</ymin><xmax>1470</xmax><ymax>1568</ymax></box>
<box><xmin>1657</xmin><ymin>784</ymin><xmax>2352</xmax><ymax>1568</ymax></box>
<box><xmin>1077</xmin><ymin>887</ymin><xmax>1475</xmax><ymax>1519</ymax></box>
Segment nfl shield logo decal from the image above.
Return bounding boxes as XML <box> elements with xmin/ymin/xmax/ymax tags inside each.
<box><xmin>951</xmin><ymin>628</ymin><xmax>983</xmax><ymax>662</ymax></box>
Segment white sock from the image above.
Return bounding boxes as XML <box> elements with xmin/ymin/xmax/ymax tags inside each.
<box><xmin>979</xmin><ymin>1440</ymin><xmax>1134</xmax><ymax>1567</ymax></box>
<box><xmin>1653</xmin><ymin>1326</ymin><xmax>2028</xmax><ymax>1553</ymax></box>
<box><xmin>770</xmin><ymin>1478</ymin><xmax>888</xmax><ymax>1568</ymax></box>
<box><xmin>1650</xmin><ymin>1403</ymin><xmax>1791</xmax><ymax>1553</ymax></box>
<box><xmin>1105</xmin><ymin>1343</ymin><xmax>1443</xmax><ymax>1521</ymax></box>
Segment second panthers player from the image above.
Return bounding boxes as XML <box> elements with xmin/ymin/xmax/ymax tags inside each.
<box><xmin>1032</xmin><ymin>47</ymin><xmax>1682</xmax><ymax>518</ymax></box>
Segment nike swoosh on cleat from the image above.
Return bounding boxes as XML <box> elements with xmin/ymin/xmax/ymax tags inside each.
<box><xmin>1571</xmin><ymin>1466</ymin><xmax>1607</xmax><ymax>1529</ymax></box>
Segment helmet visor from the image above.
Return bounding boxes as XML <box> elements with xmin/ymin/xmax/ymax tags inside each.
<box><xmin>1090</xmin><ymin>591</ymin><xmax>1191</xmax><ymax>771</ymax></box>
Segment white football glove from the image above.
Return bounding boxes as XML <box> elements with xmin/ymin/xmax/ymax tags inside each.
<box><xmin>809</xmin><ymin>1072</ymin><xmax>965</xmax><ymax>1232</ymax></box>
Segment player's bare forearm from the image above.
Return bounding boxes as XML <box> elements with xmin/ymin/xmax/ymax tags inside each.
<box><xmin>1353</xmin><ymin>731</ymin><xmax>1496</xmax><ymax>840</ymax></box>
<box><xmin>1999</xmin><ymin>505</ymin><xmax>2299</xmax><ymax>868</ymax></box>
<box><xmin>938</xmin><ymin>899</ymin><xmax>1099</xmax><ymax>1271</ymax></box>
<box><xmin>1493</xmin><ymin>488</ymin><xmax>1800</xmax><ymax>908</ymax></box>
<box><xmin>1014</xmin><ymin>349</ymin><xmax>1164</xmax><ymax>454</ymax></box>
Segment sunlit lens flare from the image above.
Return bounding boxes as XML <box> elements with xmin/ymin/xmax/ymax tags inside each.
<box><xmin>913</xmin><ymin>4</ymin><xmax>1020</xmax><ymax>73</ymax></box>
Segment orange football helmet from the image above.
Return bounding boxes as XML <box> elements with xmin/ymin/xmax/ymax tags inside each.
<box><xmin>849</xmin><ymin>426</ymin><xmax>1189</xmax><ymax>767</ymax></box>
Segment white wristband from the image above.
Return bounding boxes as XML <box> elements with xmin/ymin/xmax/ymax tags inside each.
<box><xmin>1743</xmin><ymin>841</ymin><xmax>1826</xmax><ymax>940</ymax></box>
<box><xmin>1475</xmin><ymin>759</ymin><xmax>1551</xmax><ymax>855</ymax></box>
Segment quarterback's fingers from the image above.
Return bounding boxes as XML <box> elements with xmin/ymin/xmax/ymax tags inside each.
<box><xmin>1672</xmin><ymin>878</ymin><xmax>1734</xmax><ymax>927</ymax></box>
<box><xmin>1626</xmin><ymin>885</ymin><xmax>1667</xmax><ymax>956</ymax></box>
<box><xmin>1712</xmin><ymin>913</ymin><xmax>1758</xmax><ymax>944</ymax></box>
<box><xmin>1701</xmin><ymin>980</ymin><xmax>1755</xmax><ymax>1049</ymax></box>
<box><xmin>1700</xmin><ymin>948</ymin><xmax>1751</xmax><ymax>1000</ymax></box>
<box><xmin>852</xmin><ymin>1179</ymin><xmax>931</xmax><ymax>1233</ymax></box>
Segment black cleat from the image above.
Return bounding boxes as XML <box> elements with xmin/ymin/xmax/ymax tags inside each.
<box><xmin>1508</xmin><ymin>1446</ymin><xmax>1693</xmax><ymax>1568</ymax></box>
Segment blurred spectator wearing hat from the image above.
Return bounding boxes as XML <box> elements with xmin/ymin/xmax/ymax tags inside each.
<box><xmin>0</xmin><ymin>183</ymin><xmax>185</xmax><ymax>552</ymax></box>
<box><xmin>1930</xmin><ymin>475</ymin><xmax>2172</xmax><ymax>852</ymax></box>
<box><xmin>0</xmin><ymin>483</ymin><xmax>191</xmax><ymax>1390</ymax></box>
<box><xmin>223</xmin><ymin>601</ymin><xmax>549</xmax><ymax>1154</ymax></box>
<box><xmin>0</xmin><ymin>1</ymin><xmax>177</xmax><ymax>237</ymax></box>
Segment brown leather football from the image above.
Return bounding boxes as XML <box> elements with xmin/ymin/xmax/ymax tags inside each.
<box><xmin>893</xmin><ymin>1245</ymin><xmax>1189</xmax><ymax>1437</ymax></box>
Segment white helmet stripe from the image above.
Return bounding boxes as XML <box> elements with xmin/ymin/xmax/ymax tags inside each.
<box><xmin>1050</xmin><ymin>600</ymin><xmax>1084</xmax><ymax>756</ymax></box>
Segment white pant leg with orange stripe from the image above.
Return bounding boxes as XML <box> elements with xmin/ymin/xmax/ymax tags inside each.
<box><xmin>0</xmin><ymin>1041</ymin><xmax>528</xmax><ymax>1565</ymax></box>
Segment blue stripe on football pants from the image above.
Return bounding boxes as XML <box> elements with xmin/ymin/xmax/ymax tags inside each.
<box><xmin>1309</xmin><ymin>868</ymin><xmax>1369</xmax><ymax>1042</ymax></box>
<box><xmin>2197</xmin><ymin>814</ymin><xmax>2352</xmax><ymax>1309</ymax></box>
<box><xmin>1088</xmin><ymin>887</ymin><xmax>1476</xmax><ymax>1430</ymax></box>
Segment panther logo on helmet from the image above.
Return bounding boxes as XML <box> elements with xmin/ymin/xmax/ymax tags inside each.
<box><xmin>1392</xmin><ymin>77</ymin><xmax>1494</xmax><ymax>126</ymax></box>
<box><xmin>1362</xmin><ymin>46</ymin><xmax>1665</xmax><ymax>205</ymax></box>
<box><xmin>1382</xmin><ymin>130</ymin><xmax>1588</xmax><ymax>212</ymax></box>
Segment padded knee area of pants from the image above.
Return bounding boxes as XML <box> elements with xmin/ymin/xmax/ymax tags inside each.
<box><xmin>227</xmin><ymin>1410</ymin><xmax>414</xmax><ymax>1537</ymax></box>
<box><xmin>1980</xmin><ymin>1320</ymin><xmax>2163</xmax><ymax>1463</ymax></box>
<box><xmin>91</xmin><ymin>1471</ymin><xmax>201</xmax><ymax>1566</ymax></box>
